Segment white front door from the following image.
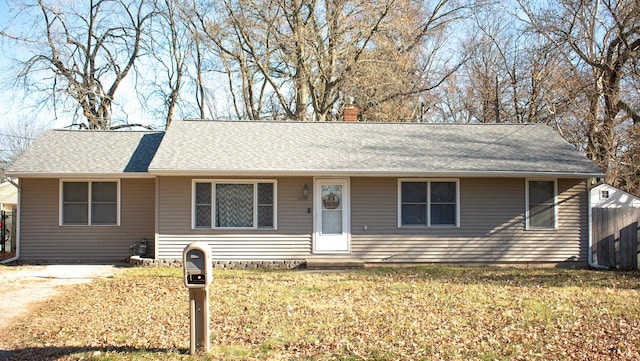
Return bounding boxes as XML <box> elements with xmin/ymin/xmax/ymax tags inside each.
<box><xmin>313</xmin><ymin>178</ymin><xmax>350</xmax><ymax>253</ymax></box>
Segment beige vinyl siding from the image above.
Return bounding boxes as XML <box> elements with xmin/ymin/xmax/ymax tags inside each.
<box><xmin>19</xmin><ymin>178</ymin><xmax>155</xmax><ymax>261</ymax></box>
<box><xmin>156</xmin><ymin>176</ymin><xmax>588</xmax><ymax>264</ymax></box>
<box><xmin>156</xmin><ymin>176</ymin><xmax>313</xmax><ymax>259</ymax></box>
<box><xmin>351</xmin><ymin>177</ymin><xmax>588</xmax><ymax>263</ymax></box>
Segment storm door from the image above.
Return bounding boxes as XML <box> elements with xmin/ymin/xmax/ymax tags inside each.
<box><xmin>313</xmin><ymin>178</ymin><xmax>350</xmax><ymax>253</ymax></box>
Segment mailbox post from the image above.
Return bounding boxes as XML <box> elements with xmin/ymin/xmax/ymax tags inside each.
<box><xmin>183</xmin><ymin>242</ymin><xmax>212</xmax><ymax>354</ymax></box>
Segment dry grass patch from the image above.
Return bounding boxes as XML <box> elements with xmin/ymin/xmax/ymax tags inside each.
<box><xmin>0</xmin><ymin>266</ymin><xmax>639</xmax><ymax>360</ymax></box>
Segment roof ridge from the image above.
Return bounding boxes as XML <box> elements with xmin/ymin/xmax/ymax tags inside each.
<box><xmin>51</xmin><ymin>129</ymin><xmax>164</xmax><ymax>133</ymax></box>
<box><xmin>178</xmin><ymin>119</ymin><xmax>536</xmax><ymax>126</ymax></box>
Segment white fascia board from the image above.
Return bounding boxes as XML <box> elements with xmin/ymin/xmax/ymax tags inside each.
<box><xmin>5</xmin><ymin>172</ymin><xmax>156</xmax><ymax>179</ymax></box>
<box><xmin>148</xmin><ymin>169</ymin><xmax>603</xmax><ymax>179</ymax></box>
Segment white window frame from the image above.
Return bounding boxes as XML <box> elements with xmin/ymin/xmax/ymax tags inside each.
<box><xmin>59</xmin><ymin>179</ymin><xmax>121</xmax><ymax>226</ymax></box>
<box><xmin>397</xmin><ymin>178</ymin><xmax>460</xmax><ymax>228</ymax></box>
<box><xmin>525</xmin><ymin>178</ymin><xmax>558</xmax><ymax>230</ymax></box>
<box><xmin>192</xmin><ymin>179</ymin><xmax>277</xmax><ymax>230</ymax></box>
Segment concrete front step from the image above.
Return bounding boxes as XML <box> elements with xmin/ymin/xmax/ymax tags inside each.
<box><xmin>305</xmin><ymin>257</ymin><xmax>365</xmax><ymax>270</ymax></box>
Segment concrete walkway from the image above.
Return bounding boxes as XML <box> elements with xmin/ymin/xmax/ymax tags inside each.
<box><xmin>0</xmin><ymin>264</ymin><xmax>119</xmax><ymax>330</ymax></box>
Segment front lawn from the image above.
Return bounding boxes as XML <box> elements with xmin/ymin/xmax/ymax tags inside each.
<box><xmin>1</xmin><ymin>266</ymin><xmax>639</xmax><ymax>360</ymax></box>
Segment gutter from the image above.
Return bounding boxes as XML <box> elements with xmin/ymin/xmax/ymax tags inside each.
<box><xmin>5</xmin><ymin>172</ymin><xmax>155</xmax><ymax>179</ymax></box>
<box><xmin>1</xmin><ymin>178</ymin><xmax>19</xmax><ymax>264</ymax></box>
<box><xmin>148</xmin><ymin>169</ymin><xmax>605</xmax><ymax>179</ymax></box>
<box><xmin>587</xmin><ymin>179</ymin><xmax>608</xmax><ymax>270</ymax></box>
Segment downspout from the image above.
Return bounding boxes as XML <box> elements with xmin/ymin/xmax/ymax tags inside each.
<box><xmin>587</xmin><ymin>179</ymin><xmax>608</xmax><ymax>270</ymax></box>
<box><xmin>154</xmin><ymin>176</ymin><xmax>159</xmax><ymax>260</ymax></box>
<box><xmin>1</xmin><ymin>178</ymin><xmax>20</xmax><ymax>264</ymax></box>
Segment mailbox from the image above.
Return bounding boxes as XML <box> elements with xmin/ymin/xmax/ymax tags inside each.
<box><xmin>182</xmin><ymin>242</ymin><xmax>212</xmax><ymax>354</ymax></box>
<box><xmin>183</xmin><ymin>242</ymin><xmax>212</xmax><ymax>288</ymax></box>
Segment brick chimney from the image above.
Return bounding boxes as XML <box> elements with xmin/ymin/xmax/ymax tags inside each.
<box><xmin>344</xmin><ymin>97</ymin><xmax>358</xmax><ymax>121</ymax></box>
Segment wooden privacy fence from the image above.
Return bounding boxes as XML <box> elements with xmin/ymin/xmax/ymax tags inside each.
<box><xmin>592</xmin><ymin>208</ymin><xmax>640</xmax><ymax>270</ymax></box>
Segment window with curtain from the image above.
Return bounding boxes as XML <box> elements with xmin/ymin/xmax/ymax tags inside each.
<box><xmin>194</xmin><ymin>181</ymin><xmax>276</xmax><ymax>229</ymax></box>
<box><xmin>216</xmin><ymin>183</ymin><xmax>253</xmax><ymax>227</ymax></box>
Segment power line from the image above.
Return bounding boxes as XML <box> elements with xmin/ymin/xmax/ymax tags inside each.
<box><xmin>0</xmin><ymin>132</ymin><xmax>36</xmax><ymax>140</ymax></box>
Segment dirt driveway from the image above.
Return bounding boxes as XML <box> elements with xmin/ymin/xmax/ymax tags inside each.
<box><xmin>0</xmin><ymin>264</ymin><xmax>120</xmax><ymax>330</ymax></box>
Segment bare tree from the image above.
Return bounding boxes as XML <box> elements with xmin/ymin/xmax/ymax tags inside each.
<box><xmin>617</xmin><ymin>124</ymin><xmax>640</xmax><ymax>195</ymax></box>
<box><xmin>143</xmin><ymin>0</ymin><xmax>189</xmax><ymax>128</ymax></box>
<box><xmin>0</xmin><ymin>119</ymin><xmax>47</xmax><ymax>166</ymax></box>
<box><xmin>200</xmin><ymin>0</ymin><xmax>473</xmax><ymax>122</ymax></box>
<box><xmin>142</xmin><ymin>0</ymin><xmax>220</xmax><ymax>125</ymax></box>
<box><xmin>352</xmin><ymin>0</ymin><xmax>472</xmax><ymax>122</ymax></box>
<box><xmin>518</xmin><ymin>0</ymin><xmax>640</xmax><ymax>186</ymax></box>
<box><xmin>184</xmin><ymin>1</ymin><xmax>215</xmax><ymax>120</ymax></box>
<box><xmin>442</xmin><ymin>6</ymin><xmax>578</xmax><ymax>127</ymax></box>
<box><xmin>1</xmin><ymin>0</ymin><xmax>158</xmax><ymax>129</ymax></box>
<box><xmin>194</xmin><ymin>0</ymin><xmax>286</xmax><ymax>120</ymax></box>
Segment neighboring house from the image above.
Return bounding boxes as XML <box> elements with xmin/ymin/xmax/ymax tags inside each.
<box><xmin>0</xmin><ymin>181</ymin><xmax>17</xmax><ymax>212</ymax></box>
<box><xmin>0</xmin><ymin>180</ymin><xmax>18</xmax><ymax>252</ymax></box>
<box><xmin>590</xmin><ymin>183</ymin><xmax>640</xmax><ymax>208</ymax></box>
<box><xmin>6</xmin><ymin>120</ymin><xmax>604</xmax><ymax>266</ymax></box>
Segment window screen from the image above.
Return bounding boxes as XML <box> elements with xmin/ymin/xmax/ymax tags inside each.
<box><xmin>91</xmin><ymin>182</ymin><xmax>117</xmax><ymax>224</ymax></box>
<box><xmin>62</xmin><ymin>181</ymin><xmax>118</xmax><ymax>225</ymax></box>
<box><xmin>430</xmin><ymin>182</ymin><xmax>456</xmax><ymax>226</ymax></box>
<box><xmin>528</xmin><ymin>180</ymin><xmax>555</xmax><ymax>229</ymax></box>
<box><xmin>63</xmin><ymin>182</ymin><xmax>89</xmax><ymax>225</ymax></box>
<box><xmin>257</xmin><ymin>183</ymin><xmax>274</xmax><ymax>228</ymax></box>
<box><xmin>401</xmin><ymin>182</ymin><xmax>428</xmax><ymax>225</ymax></box>
<box><xmin>400</xmin><ymin>180</ymin><xmax>458</xmax><ymax>227</ymax></box>
<box><xmin>195</xmin><ymin>183</ymin><xmax>212</xmax><ymax>227</ymax></box>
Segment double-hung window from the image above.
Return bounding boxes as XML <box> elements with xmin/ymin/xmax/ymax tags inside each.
<box><xmin>193</xmin><ymin>180</ymin><xmax>276</xmax><ymax>229</ymax></box>
<box><xmin>60</xmin><ymin>180</ymin><xmax>119</xmax><ymax>226</ymax></box>
<box><xmin>398</xmin><ymin>179</ymin><xmax>459</xmax><ymax>227</ymax></box>
<box><xmin>526</xmin><ymin>179</ymin><xmax>556</xmax><ymax>229</ymax></box>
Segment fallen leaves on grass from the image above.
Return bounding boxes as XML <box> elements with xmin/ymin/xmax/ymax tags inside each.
<box><xmin>0</xmin><ymin>267</ymin><xmax>639</xmax><ymax>360</ymax></box>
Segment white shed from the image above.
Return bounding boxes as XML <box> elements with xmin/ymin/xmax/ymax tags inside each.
<box><xmin>591</xmin><ymin>184</ymin><xmax>640</xmax><ymax>208</ymax></box>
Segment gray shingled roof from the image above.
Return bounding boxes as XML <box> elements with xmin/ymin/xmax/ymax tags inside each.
<box><xmin>148</xmin><ymin>120</ymin><xmax>603</xmax><ymax>177</ymax></box>
<box><xmin>7</xmin><ymin>130</ymin><xmax>164</xmax><ymax>177</ymax></box>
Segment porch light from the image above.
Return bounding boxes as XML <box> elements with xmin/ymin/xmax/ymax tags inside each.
<box><xmin>299</xmin><ymin>184</ymin><xmax>310</xmax><ymax>201</ymax></box>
